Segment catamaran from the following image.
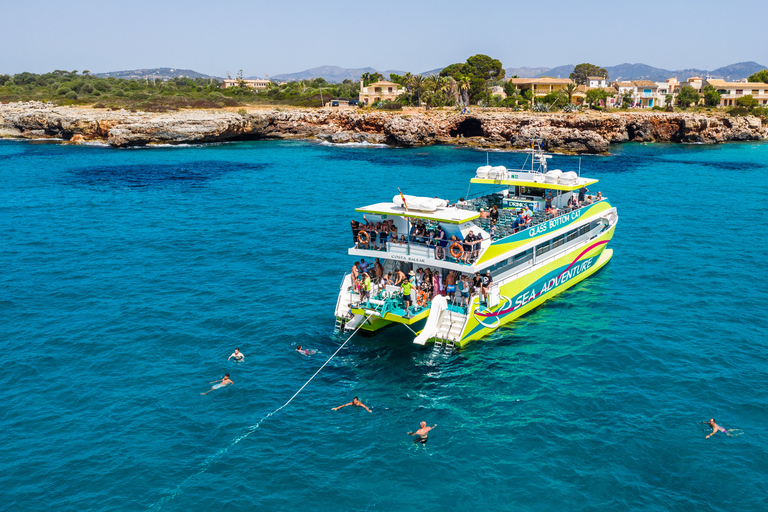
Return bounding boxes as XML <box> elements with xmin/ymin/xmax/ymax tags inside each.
<box><xmin>334</xmin><ymin>143</ymin><xmax>618</xmax><ymax>349</ymax></box>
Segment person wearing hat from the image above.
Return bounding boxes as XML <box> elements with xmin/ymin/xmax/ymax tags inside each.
<box><xmin>408</xmin><ymin>270</ymin><xmax>417</xmax><ymax>308</ymax></box>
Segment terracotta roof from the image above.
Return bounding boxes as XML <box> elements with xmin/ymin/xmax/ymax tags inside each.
<box><xmin>706</xmin><ymin>79</ymin><xmax>768</xmax><ymax>88</ymax></box>
<box><xmin>508</xmin><ymin>77</ymin><xmax>573</xmax><ymax>85</ymax></box>
<box><xmin>632</xmin><ymin>80</ymin><xmax>657</xmax><ymax>87</ymax></box>
<box><xmin>587</xmin><ymin>76</ymin><xmax>604</xmax><ymax>80</ymax></box>
<box><xmin>368</xmin><ymin>80</ymin><xmax>401</xmax><ymax>87</ymax></box>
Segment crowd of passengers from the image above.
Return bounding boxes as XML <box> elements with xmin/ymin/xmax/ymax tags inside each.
<box><xmin>350</xmin><ymin>258</ymin><xmax>494</xmax><ymax>316</ymax></box>
<box><xmin>350</xmin><ymin>217</ymin><xmax>484</xmax><ymax>263</ymax></box>
<box><xmin>349</xmin><ymin>189</ymin><xmax>603</xmax><ymax>260</ymax></box>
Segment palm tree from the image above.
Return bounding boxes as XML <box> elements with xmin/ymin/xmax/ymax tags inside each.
<box><xmin>458</xmin><ymin>76</ymin><xmax>470</xmax><ymax>106</ymax></box>
<box><xmin>564</xmin><ymin>83</ymin><xmax>577</xmax><ymax>104</ymax></box>
<box><xmin>442</xmin><ymin>77</ymin><xmax>458</xmax><ymax>105</ymax></box>
<box><xmin>412</xmin><ymin>75</ymin><xmax>424</xmax><ymax>106</ymax></box>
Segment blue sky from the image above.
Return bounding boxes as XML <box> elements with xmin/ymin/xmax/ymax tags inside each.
<box><xmin>2</xmin><ymin>0</ymin><xmax>766</xmax><ymax>76</ymax></box>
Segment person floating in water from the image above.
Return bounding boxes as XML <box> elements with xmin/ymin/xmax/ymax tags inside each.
<box><xmin>202</xmin><ymin>374</ymin><xmax>233</xmax><ymax>395</ymax></box>
<box><xmin>706</xmin><ymin>418</ymin><xmax>730</xmax><ymax>438</ymax></box>
<box><xmin>228</xmin><ymin>348</ymin><xmax>245</xmax><ymax>362</ymax></box>
<box><xmin>408</xmin><ymin>421</ymin><xmax>436</xmax><ymax>444</ymax></box>
<box><xmin>296</xmin><ymin>345</ymin><xmax>315</xmax><ymax>356</ymax></box>
<box><xmin>332</xmin><ymin>397</ymin><xmax>372</xmax><ymax>413</ymax></box>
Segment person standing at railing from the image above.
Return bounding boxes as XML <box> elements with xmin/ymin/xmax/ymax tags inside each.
<box><xmin>380</xmin><ymin>221</ymin><xmax>389</xmax><ymax>250</ymax></box>
<box><xmin>351</xmin><ymin>261</ymin><xmax>360</xmax><ymax>290</ymax></box>
<box><xmin>459</xmin><ymin>276</ymin><xmax>470</xmax><ymax>307</ymax></box>
<box><xmin>578</xmin><ymin>185</ymin><xmax>589</xmax><ymax>203</ymax></box>
<box><xmin>351</xmin><ymin>220</ymin><xmax>360</xmax><ymax>247</ymax></box>
<box><xmin>435</xmin><ymin>225</ymin><xmax>447</xmax><ymax>260</ymax></box>
<box><xmin>480</xmin><ymin>270</ymin><xmax>493</xmax><ymax>305</ymax></box>
<box><xmin>374</xmin><ymin>259</ymin><xmax>384</xmax><ymax>283</ymax></box>
<box><xmin>490</xmin><ymin>205</ymin><xmax>499</xmax><ymax>226</ymax></box>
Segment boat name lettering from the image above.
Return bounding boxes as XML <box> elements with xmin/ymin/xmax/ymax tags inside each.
<box><xmin>514</xmin><ymin>258</ymin><xmax>595</xmax><ymax>308</ymax></box>
<box><xmin>390</xmin><ymin>254</ymin><xmax>427</xmax><ymax>263</ymax></box>
<box><xmin>529</xmin><ymin>209</ymin><xmax>582</xmax><ymax>237</ymax></box>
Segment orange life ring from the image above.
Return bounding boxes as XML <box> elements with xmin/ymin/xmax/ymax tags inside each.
<box><xmin>416</xmin><ymin>290</ymin><xmax>428</xmax><ymax>307</ymax></box>
<box><xmin>358</xmin><ymin>231</ymin><xmax>370</xmax><ymax>245</ymax></box>
<box><xmin>450</xmin><ymin>241</ymin><xmax>464</xmax><ymax>259</ymax></box>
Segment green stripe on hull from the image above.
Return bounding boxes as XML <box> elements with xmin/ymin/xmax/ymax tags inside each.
<box><xmin>457</xmin><ymin>226</ymin><xmax>615</xmax><ymax>347</ymax></box>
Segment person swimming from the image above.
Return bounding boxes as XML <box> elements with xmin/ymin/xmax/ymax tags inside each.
<box><xmin>228</xmin><ymin>348</ymin><xmax>245</xmax><ymax>362</ymax></box>
<box><xmin>706</xmin><ymin>418</ymin><xmax>728</xmax><ymax>438</ymax></box>
<box><xmin>408</xmin><ymin>421</ymin><xmax>436</xmax><ymax>444</ymax></box>
<box><xmin>202</xmin><ymin>374</ymin><xmax>233</xmax><ymax>395</ymax></box>
<box><xmin>332</xmin><ymin>397</ymin><xmax>372</xmax><ymax>413</ymax></box>
<box><xmin>296</xmin><ymin>345</ymin><xmax>315</xmax><ymax>356</ymax></box>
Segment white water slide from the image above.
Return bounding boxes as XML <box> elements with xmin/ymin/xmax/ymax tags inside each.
<box><xmin>412</xmin><ymin>295</ymin><xmax>448</xmax><ymax>345</ymax></box>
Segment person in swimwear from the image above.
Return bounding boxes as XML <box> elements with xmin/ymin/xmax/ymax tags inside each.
<box><xmin>332</xmin><ymin>396</ymin><xmax>372</xmax><ymax>413</ymax></box>
<box><xmin>296</xmin><ymin>345</ymin><xmax>312</xmax><ymax>355</ymax></box>
<box><xmin>228</xmin><ymin>348</ymin><xmax>245</xmax><ymax>362</ymax></box>
<box><xmin>706</xmin><ymin>418</ymin><xmax>729</xmax><ymax>438</ymax></box>
<box><xmin>202</xmin><ymin>374</ymin><xmax>233</xmax><ymax>395</ymax></box>
<box><xmin>408</xmin><ymin>421</ymin><xmax>436</xmax><ymax>444</ymax></box>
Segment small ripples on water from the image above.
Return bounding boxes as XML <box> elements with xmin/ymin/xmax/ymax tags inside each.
<box><xmin>1</xmin><ymin>140</ymin><xmax>767</xmax><ymax>511</ymax></box>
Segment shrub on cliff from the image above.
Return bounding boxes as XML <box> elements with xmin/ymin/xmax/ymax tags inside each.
<box><xmin>676</xmin><ymin>86</ymin><xmax>700</xmax><ymax>109</ymax></box>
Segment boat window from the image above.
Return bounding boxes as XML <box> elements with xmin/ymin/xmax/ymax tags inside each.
<box><xmin>551</xmin><ymin>235</ymin><xmax>564</xmax><ymax>248</ymax></box>
<box><xmin>519</xmin><ymin>187</ymin><xmax>545</xmax><ymax>198</ymax></box>
<box><xmin>578</xmin><ymin>224</ymin><xmax>590</xmax><ymax>236</ymax></box>
<box><xmin>536</xmin><ymin>240</ymin><xmax>551</xmax><ymax>257</ymax></box>
<box><xmin>566</xmin><ymin>228</ymin><xmax>578</xmax><ymax>242</ymax></box>
<box><xmin>514</xmin><ymin>248</ymin><xmax>533</xmax><ymax>264</ymax></box>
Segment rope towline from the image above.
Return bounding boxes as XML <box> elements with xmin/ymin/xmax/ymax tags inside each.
<box><xmin>148</xmin><ymin>312</ymin><xmax>375</xmax><ymax>511</ymax></box>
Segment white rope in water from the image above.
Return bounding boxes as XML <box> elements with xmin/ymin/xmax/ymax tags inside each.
<box><xmin>148</xmin><ymin>313</ymin><xmax>373</xmax><ymax>511</ymax></box>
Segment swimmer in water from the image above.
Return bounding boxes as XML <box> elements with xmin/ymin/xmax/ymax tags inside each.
<box><xmin>408</xmin><ymin>421</ymin><xmax>436</xmax><ymax>444</ymax></box>
<box><xmin>296</xmin><ymin>345</ymin><xmax>315</xmax><ymax>356</ymax></box>
<box><xmin>228</xmin><ymin>348</ymin><xmax>244</xmax><ymax>362</ymax></box>
<box><xmin>706</xmin><ymin>418</ymin><xmax>729</xmax><ymax>438</ymax></box>
<box><xmin>332</xmin><ymin>396</ymin><xmax>372</xmax><ymax>413</ymax></box>
<box><xmin>202</xmin><ymin>374</ymin><xmax>233</xmax><ymax>395</ymax></box>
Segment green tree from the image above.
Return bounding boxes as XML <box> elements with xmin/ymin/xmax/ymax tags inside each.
<box><xmin>360</xmin><ymin>72</ymin><xmax>383</xmax><ymax>86</ymax></box>
<box><xmin>676</xmin><ymin>85</ymin><xmax>701</xmax><ymax>108</ymax></box>
<box><xmin>563</xmin><ymin>82</ymin><xmax>577</xmax><ymax>104</ymax></box>
<box><xmin>440</xmin><ymin>55</ymin><xmax>504</xmax><ymax>104</ymax></box>
<box><xmin>736</xmin><ymin>94</ymin><xmax>758</xmax><ymax>109</ymax></box>
<box><xmin>457</xmin><ymin>76</ymin><xmax>470</xmax><ymax>106</ymax></box>
<box><xmin>747</xmin><ymin>69</ymin><xmax>768</xmax><ymax>83</ymax></box>
<box><xmin>412</xmin><ymin>75</ymin><xmax>424</xmax><ymax>106</ymax></box>
<box><xmin>570</xmin><ymin>63</ymin><xmax>608</xmax><ymax>85</ymax></box>
<box><xmin>585</xmin><ymin>88</ymin><xmax>613</xmax><ymax>108</ymax></box>
<box><xmin>702</xmin><ymin>85</ymin><xmax>721</xmax><ymax>107</ymax></box>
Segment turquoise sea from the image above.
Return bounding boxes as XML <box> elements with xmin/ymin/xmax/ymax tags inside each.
<box><xmin>1</xmin><ymin>138</ymin><xmax>767</xmax><ymax>511</ymax></box>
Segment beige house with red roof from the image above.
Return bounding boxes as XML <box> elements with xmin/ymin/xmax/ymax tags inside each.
<box><xmin>359</xmin><ymin>80</ymin><xmax>406</xmax><ymax>104</ymax></box>
<box><xmin>704</xmin><ymin>78</ymin><xmax>768</xmax><ymax>106</ymax></box>
<box><xmin>507</xmin><ymin>77</ymin><xmax>573</xmax><ymax>97</ymax></box>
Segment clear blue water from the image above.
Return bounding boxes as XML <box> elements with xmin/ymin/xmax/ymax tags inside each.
<box><xmin>2</xmin><ymin>138</ymin><xmax>767</xmax><ymax>511</ymax></box>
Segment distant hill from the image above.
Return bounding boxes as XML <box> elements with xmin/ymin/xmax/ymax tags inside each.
<box><xmin>95</xmin><ymin>67</ymin><xmax>221</xmax><ymax>80</ymax></box>
<box><xmin>269</xmin><ymin>65</ymin><xmax>450</xmax><ymax>82</ymax></box>
<box><xmin>505</xmin><ymin>61</ymin><xmax>767</xmax><ymax>82</ymax></box>
<box><xmin>269</xmin><ymin>66</ymin><xmax>407</xmax><ymax>83</ymax></box>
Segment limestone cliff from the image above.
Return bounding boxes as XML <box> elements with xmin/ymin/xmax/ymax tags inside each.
<box><xmin>1</xmin><ymin>102</ymin><xmax>765</xmax><ymax>153</ymax></box>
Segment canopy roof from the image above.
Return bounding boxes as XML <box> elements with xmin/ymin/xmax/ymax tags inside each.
<box><xmin>355</xmin><ymin>202</ymin><xmax>480</xmax><ymax>224</ymax></box>
<box><xmin>470</xmin><ymin>176</ymin><xmax>599</xmax><ymax>192</ymax></box>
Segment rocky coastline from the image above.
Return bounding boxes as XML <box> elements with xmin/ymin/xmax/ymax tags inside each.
<box><xmin>1</xmin><ymin>101</ymin><xmax>765</xmax><ymax>153</ymax></box>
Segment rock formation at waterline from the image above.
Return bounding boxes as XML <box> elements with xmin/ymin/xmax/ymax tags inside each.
<box><xmin>1</xmin><ymin>102</ymin><xmax>765</xmax><ymax>153</ymax></box>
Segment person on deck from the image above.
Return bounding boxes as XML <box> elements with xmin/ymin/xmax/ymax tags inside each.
<box><xmin>379</xmin><ymin>221</ymin><xmax>390</xmax><ymax>250</ymax></box>
<box><xmin>490</xmin><ymin>205</ymin><xmax>499</xmax><ymax>226</ymax></box>
<box><xmin>374</xmin><ymin>259</ymin><xmax>384</xmax><ymax>282</ymax></box>
<box><xmin>351</xmin><ymin>220</ymin><xmax>360</xmax><ymax>247</ymax></box>
<box><xmin>400</xmin><ymin>278</ymin><xmax>413</xmax><ymax>316</ymax></box>
<box><xmin>359</xmin><ymin>258</ymin><xmax>369</xmax><ymax>275</ymax></box>
<box><xmin>463</xmin><ymin>231</ymin><xmax>476</xmax><ymax>264</ymax></box>
<box><xmin>480</xmin><ymin>270</ymin><xmax>493</xmax><ymax>304</ymax></box>
<box><xmin>351</xmin><ymin>262</ymin><xmax>360</xmax><ymax>290</ymax></box>
<box><xmin>360</xmin><ymin>272</ymin><xmax>372</xmax><ymax>303</ymax></box>
<box><xmin>596</xmin><ymin>191</ymin><xmax>603</xmax><ymax>201</ymax></box>
<box><xmin>374</xmin><ymin>222</ymin><xmax>383</xmax><ymax>250</ymax></box>
<box><xmin>445</xmin><ymin>270</ymin><xmax>457</xmax><ymax>301</ymax></box>
<box><xmin>578</xmin><ymin>186</ymin><xmax>589</xmax><ymax>203</ymax></box>
<box><xmin>332</xmin><ymin>397</ymin><xmax>372</xmax><ymax>413</ymax></box>
<box><xmin>459</xmin><ymin>275</ymin><xmax>470</xmax><ymax>307</ymax></box>
<box><xmin>434</xmin><ymin>225</ymin><xmax>447</xmax><ymax>260</ymax></box>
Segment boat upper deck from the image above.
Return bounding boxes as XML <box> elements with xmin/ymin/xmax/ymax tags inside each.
<box><xmin>355</xmin><ymin>202</ymin><xmax>481</xmax><ymax>225</ymax></box>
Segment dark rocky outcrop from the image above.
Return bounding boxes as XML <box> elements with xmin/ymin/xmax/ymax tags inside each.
<box><xmin>1</xmin><ymin>102</ymin><xmax>765</xmax><ymax>153</ymax></box>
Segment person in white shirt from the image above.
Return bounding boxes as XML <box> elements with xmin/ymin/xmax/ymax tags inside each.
<box><xmin>228</xmin><ymin>348</ymin><xmax>245</xmax><ymax>362</ymax></box>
